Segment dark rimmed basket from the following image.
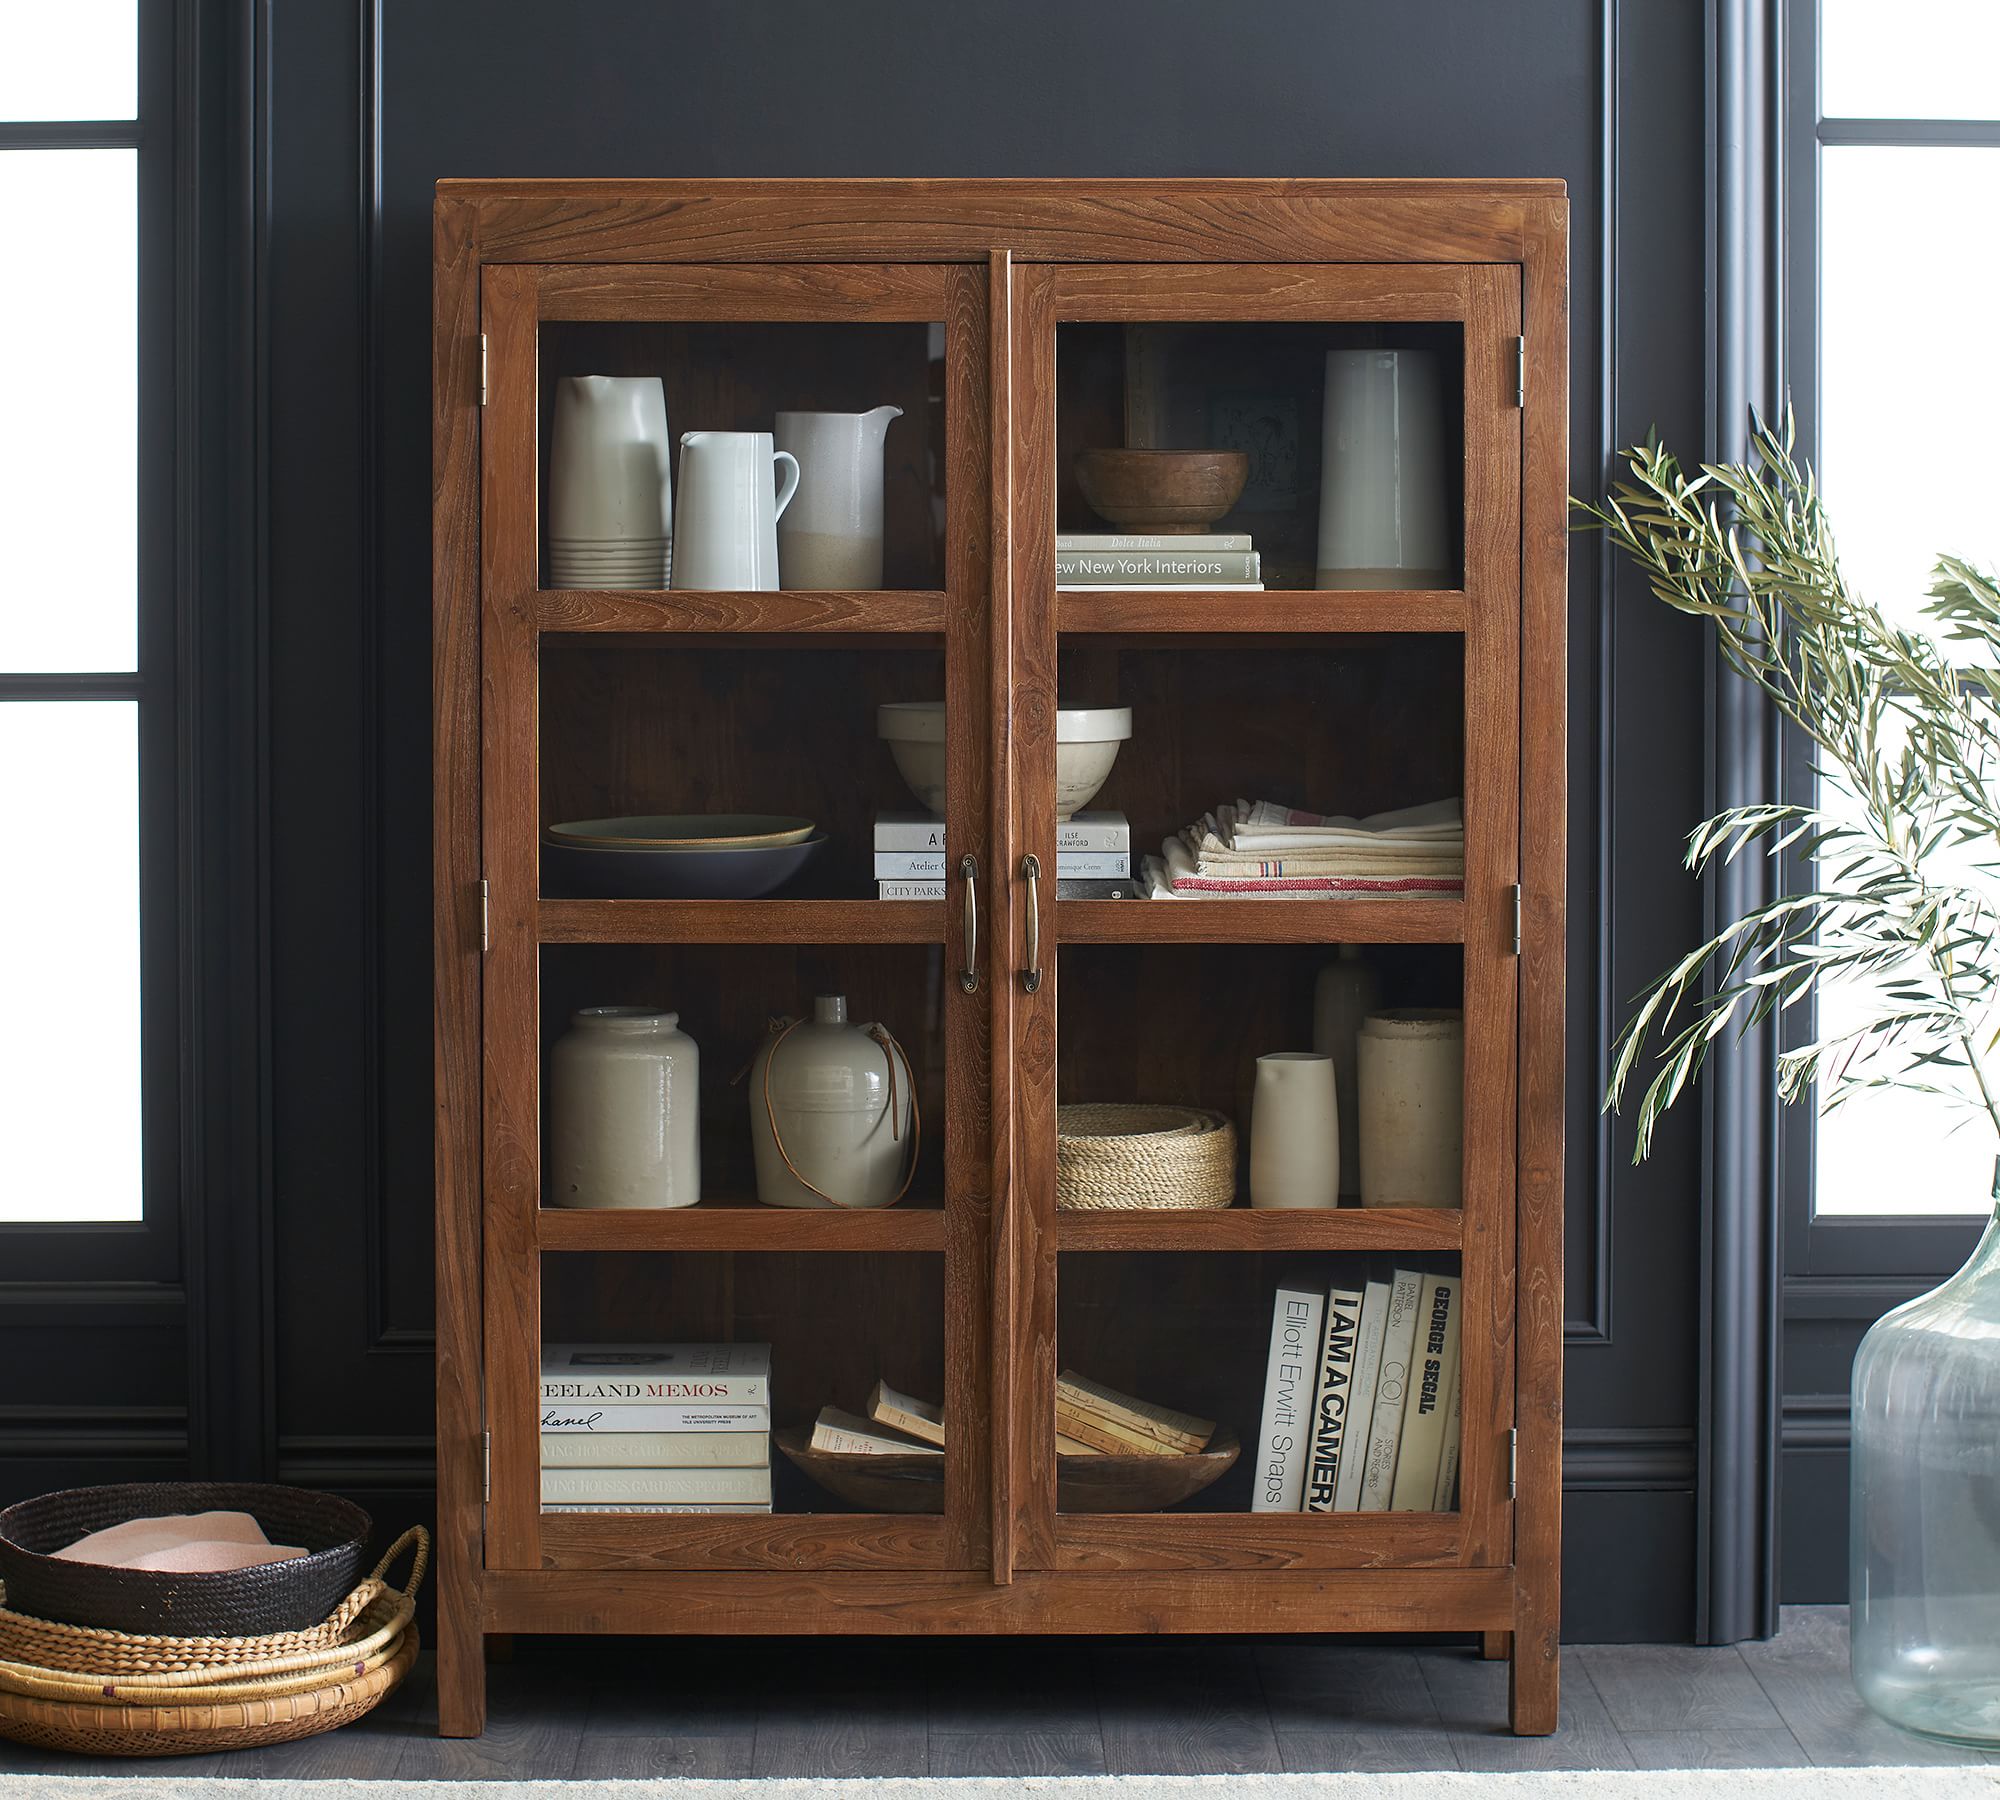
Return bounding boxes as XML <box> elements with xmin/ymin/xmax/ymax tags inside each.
<box><xmin>0</xmin><ymin>1483</ymin><xmax>371</xmax><ymax>1637</ymax></box>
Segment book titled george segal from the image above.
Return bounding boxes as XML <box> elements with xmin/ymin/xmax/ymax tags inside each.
<box><xmin>540</xmin><ymin>1342</ymin><xmax>770</xmax><ymax>1404</ymax></box>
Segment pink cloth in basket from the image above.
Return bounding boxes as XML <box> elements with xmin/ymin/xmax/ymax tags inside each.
<box><xmin>53</xmin><ymin>1510</ymin><xmax>308</xmax><ymax>1572</ymax></box>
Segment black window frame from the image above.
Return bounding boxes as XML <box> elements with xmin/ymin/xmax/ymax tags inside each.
<box><xmin>1</xmin><ymin>0</ymin><xmax>181</xmax><ymax>1284</ymax></box>
<box><xmin>1779</xmin><ymin>0</ymin><xmax>1999</xmax><ymax>1280</ymax></box>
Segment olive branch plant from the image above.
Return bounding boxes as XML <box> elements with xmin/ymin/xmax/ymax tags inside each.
<box><xmin>1575</xmin><ymin>409</ymin><xmax>2000</xmax><ymax>1178</ymax></box>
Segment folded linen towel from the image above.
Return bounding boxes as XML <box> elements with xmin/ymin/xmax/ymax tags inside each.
<box><xmin>1148</xmin><ymin>844</ymin><xmax>1464</xmax><ymax>899</ymax></box>
<box><xmin>56</xmin><ymin>1510</ymin><xmax>309</xmax><ymax>1573</ymax></box>
<box><xmin>1218</xmin><ymin>797</ymin><xmax>1464</xmax><ymax>848</ymax></box>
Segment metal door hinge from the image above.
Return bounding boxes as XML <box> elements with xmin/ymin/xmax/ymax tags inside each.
<box><xmin>1508</xmin><ymin>1427</ymin><xmax>1518</xmax><ymax>1500</ymax></box>
<box><xmin>1508</xmin><ymin>883</ymin><xmax>1523</xmax><ymax>956</ymax></box>
<box><xmin>479</xmin><ymin>878</ymin><xmax>491</xmax><ymax>952</ymax></box>
<box><xmin>482</xmin><ymin>1430</ymin><xmax>492</xmax><ymax>1502</ymax></box>
<box><xmin>479</xmin><ymin>333</ymin><xmax>489</xmax><ymax>406</ymax></box>
<box><xmin>1512</xmin><ymin>335</ymin><xmax>1526</xmax><ymax>408</ymax></box>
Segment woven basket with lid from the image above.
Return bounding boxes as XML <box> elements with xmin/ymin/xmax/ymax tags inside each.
<box><xmin>1056</xmin><ymin>1103</ymin><xmax>1237</xmax><ymax>1211</ymax></box>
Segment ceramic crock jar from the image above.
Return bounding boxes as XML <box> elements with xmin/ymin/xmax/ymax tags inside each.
<box><xmin>749</xmin><ymin>996</ymin><xmax>916</xmax><ymax>1209</ymax></box>
<box><xmin>1356</xmin><ymin>1008</ymin><xmax>1463</xmax><ymax>1209</ymax></box>
<box><xmin>546</xmin><ymin>1007</ymin><xmax>700</xmax><ymax>1209</ymax></box>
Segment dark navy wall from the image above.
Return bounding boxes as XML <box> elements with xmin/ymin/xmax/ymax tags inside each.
<box><xmin>3</xmin><ymin>0</ymin><xmax>1718</xmax><ymax>1644</ymax></box>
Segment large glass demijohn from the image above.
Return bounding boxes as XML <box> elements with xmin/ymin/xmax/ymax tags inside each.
<box><xmin>1850</xmin><ymin>1185</ymin><xmax>2000</xmax><ymax>1744</ymax></box>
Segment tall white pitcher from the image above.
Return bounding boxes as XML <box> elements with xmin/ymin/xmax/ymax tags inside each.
<box><xmin>773</xmin><ymin>405</ymin><xmax>903</xmax><ymax>589</ymax></box>
<box><xmin>671</xmin><ymin>431</ymin><xmax>800</xmax><ymax>591</ymax></box>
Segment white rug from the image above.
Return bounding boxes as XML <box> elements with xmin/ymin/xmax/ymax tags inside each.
<box><xmin>3</xmin><ymin>1774</ymin><xmax>1996</xmax><ymax>1798</ymax></box>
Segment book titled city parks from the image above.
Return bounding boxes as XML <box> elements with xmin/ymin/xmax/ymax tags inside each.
<box><xmin>1255</xmin><ymin>1270</ymin><xmax>1461</xmax><ymax>1514</ymax></box>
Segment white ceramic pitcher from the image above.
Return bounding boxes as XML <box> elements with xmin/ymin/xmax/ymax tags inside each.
<box><xmin>773</xmin><ymin>405</ymin><xmax>903</xmax><ymax>589</ymax></box>
<box><xmin>671</xmin><ymin>431</ymin><xmax>800</xmax><ymax>591</ymax></box>
<box><xmin>548</xmin><ymin>376</ymin><xmax>673</xmax><ymax>588</ymax></box>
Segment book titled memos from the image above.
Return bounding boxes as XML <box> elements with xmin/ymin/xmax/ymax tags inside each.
<box><xmin>1251</xmin><ymin>1281</ymin><xmax>1325</xmax><ymax>1512</ymax></box>
<box><xmin>1300</xmin><ymin>1287</ymin><xmax>1366</xmax><ymax>1513</ymax></box>
<box><xmin>539</xmin><ymin>1342</ymin><xmax>770</xmax><ymax>1404</ymax></box>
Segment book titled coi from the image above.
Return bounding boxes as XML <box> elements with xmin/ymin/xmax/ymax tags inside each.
<box><xmin>539</xmin><ymin>1342</ymin><xmax>770</xmax><ymax>1404</ymax></box>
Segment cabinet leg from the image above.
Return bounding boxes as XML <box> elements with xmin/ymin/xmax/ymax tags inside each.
<box><xmin>436</xmin><ymin>1601</ymin><xmax>488</xmax><ymax>1737</ymax></box>
<box><xmin>1507</xmin><ymin>1618</ymin><xmax>1559</xmax><ymax>1736</ymax></box>
<box><xmin>1482</xmin><ymin>1630</ymin><xmax>1512</xmax><ymax>1662</ymax></box>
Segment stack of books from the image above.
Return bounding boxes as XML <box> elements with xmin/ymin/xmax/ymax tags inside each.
<box><xmin>810</xmin><ymin>1380</ymin><xmax>946</xmax><ymax>1453</ymax></box>
<box><xmin>538</xmin><ymin>1342</ymin><xmax>773</xmax><ymax>1513</ymax></box>
<box><xmin>1056</xmin><ymin>531</ymin><xmax>1264</xmax><ymax>592</ymax></box>
<box><xmin>1055</xmin><ymin>1372</ymin><xmax>1214</xmax><ymax>1455</ymax></box>
<box><xmin>1250</xmin><ymin>1268</ymin><xmax>1462</xmax><ymax>1515</ymax></box>
<box><xmin>875</xmin><ymin>811</ymin><xmax>1136</xmax><ymax>899</ymax></box>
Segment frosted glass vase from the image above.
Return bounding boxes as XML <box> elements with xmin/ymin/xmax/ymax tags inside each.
<box><xmin>1851</xmin><ymin>1206</ymin><xmax>2000</xmax><ymax>1744</ymax></box>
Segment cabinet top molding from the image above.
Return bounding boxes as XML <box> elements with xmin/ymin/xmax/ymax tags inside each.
<box><xmin>436</xmin><ymin>177</ymin><xmax>1569</xmax><ymax>266</ymax></box>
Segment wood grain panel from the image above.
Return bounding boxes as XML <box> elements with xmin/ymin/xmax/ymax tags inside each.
<box><xmin>538</xmin><ymin>1512</ymin><xmax>950</xmax><ymax>1570</ymax></box>
<box><xmin>538</xmin><ymin>1201</ymin><xmax>945</xmax><ymax>1254</ymax></box>
<box><xmin>1055</xmin><ymin>1207</ymin><xmax>1464</xmax><ymax>1254</ymax></box>
<box><xmin>1051</xmin><ymin>263</ymin><xmax>1477</xmax><ymax>322</ymax></box>
<box><xmin>430</xmin><ymin>191</ymin><xmax>486</xmax><ymax>1739</ymax></box>
<box><xmin>478</xmin><ymin>265</ymin><xmax>546</xmax><ymax>1578</ymax></box>
<box><xmin>941</xmin><ymin>260</ymin><xmax>997</xmax><ymax>1571</ymax></box>
<box><xmin>1049</xmin><ymin>1512</ymin><xmax>1465</xmax><ymax>1571</ymax></box>
<box><xmin>480</xmin><ymin>1564</ymin><xmax>1519</xmax><ymax>1635</ymax></box>
<box><xmin>1455</xmin><ymin>264</ymin><xmax>1524</xmax><ymax>1588</ymax></box>
<box><xmin>1056</xmin><ymin>898</ymin><xmax>1464</xmax><ymax>946</ymax></box>
<box><xmin>537</xmin><ymin>590</ymin><xmax>946</xmax><ymax>634</ymax></box>
<box><xmin>984</xmin><ymin>250</ymin><xmax>1020</xmax><ymax>1585</ymax></box>
<box><xmin>445</xmin><ymin>179</ymin><xmax>1554</xmax><ymax>266</ymax></box>
<box><xmin>1512</xmin><ymin>191</ymin><xmax>1570</xmax><ymax>1739</ymax></box>
<box><xmin>1057</xmin><ymin>591</ymin><xmax>1466</xmax><ymax>635</ymax></box>
<box><xmin>536</xmin><ymin>262</ymin><xmax>950</xmax><ymax>321</ymax></box>
<box><xmin>537</xmin><ymin>899</ymin><xmax>945</xmax><ymax>946</ymax></box>
<box><xmin>1008</xmin><ymin>267</ymin><xmax>1062</xmax><ymax>1572</ymax></box>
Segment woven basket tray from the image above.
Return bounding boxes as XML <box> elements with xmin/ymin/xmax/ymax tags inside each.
<box><xmin>0</xmin><ymin>1482</ymin><xmax>372</xmax><ymax>1637</ymax></box>
<box><xmin>0</xmin><ymin>1526</ymin><xmax>426</xmax><ymax>1759</ymax></box>
<box><xmin>1056</xmin><ymin>1103</ymin><xmax>1237</xmax><ymax>1211</ymax></box>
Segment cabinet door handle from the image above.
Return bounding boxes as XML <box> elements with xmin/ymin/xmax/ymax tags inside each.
<box><xmin>1020</xmin><ymin>853</ymin><xmax>1042</xmax><ymax>993</ymax></box>
<box><xmin>958</xmin><ymin>854</ymin><xmax>980</xmax><ymax>993</ymax></box>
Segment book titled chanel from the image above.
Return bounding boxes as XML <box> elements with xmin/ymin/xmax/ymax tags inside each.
<box><xmin>539</xmin><ymin>1342</ymin><xmax>771</xmax><ymax>1404</ymax></box>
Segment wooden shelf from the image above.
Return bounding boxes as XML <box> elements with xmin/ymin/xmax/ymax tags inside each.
<box><xmin>1056</xmin><ymin>1206</ymin><xmax>1463</xmax><ymax>1253</ymax></box>
<box><xmin>537</xmin><ymin>588</ymin><xmax>946</xmax><ymax>635</ymax></box>
<box><xmin>1056</xmin><ymin>896</ymin><xmax>1464</xmax><ymax>945</ymax></box>
<box><xmin>539</xmin><ymin>898</ymin><xmax>946</xmax><ymax>945</ymax></box>
<box><xmin>538</xmin><ymin>1198</ymin><xmax>946</xmax><ymax>1253</ymax></box>
<box><xmin>1057</xmin><ymin>588</ymin><xmax>1466</xmax><ymax>635</ymax></box>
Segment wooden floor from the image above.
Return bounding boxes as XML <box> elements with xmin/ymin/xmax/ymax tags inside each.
<box><xmin>2</xmin><ymin>1608</ymin><xmax>1992</xmax><ymax>1780</ymax></box>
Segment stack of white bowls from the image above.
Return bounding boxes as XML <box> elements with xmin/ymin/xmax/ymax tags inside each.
<box><xmin>548</xmin><ymin>375</ymin><xmax>673</xmax><ymax>589</ymax></box>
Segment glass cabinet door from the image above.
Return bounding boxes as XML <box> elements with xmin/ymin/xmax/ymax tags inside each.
<box><xmin>999</xmin><ymin>263</ymin><xmax>1522</xmax><ymax>1576</ymax></box>
<box><xmin>475</xmin><ymin>261</ymin><xmax>998</xmax><ymax>1573</ymax></box>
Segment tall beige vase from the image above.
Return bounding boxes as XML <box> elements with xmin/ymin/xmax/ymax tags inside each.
<box><xmin>1249</xmin><ymin>1052</ymin><xmax>1340</xmax><ymax>1209</ymax></box>
<box><xmin>547</xmin><ymin>1007</ymin><xmax>700</xmax><ymax>1209</ymax></box>
<box><xmin>1357</xmin><ymin>1009</ymin><xmax>1463</xmax><ymax>1209</ymax></box>
<box><xmin>1312</xmin><ymin>946</ymin><xmax>1383</xmax><ymax>1199</ymax></box>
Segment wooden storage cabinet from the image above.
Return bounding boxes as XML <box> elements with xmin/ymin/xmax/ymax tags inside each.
<box><xmin>434</xmin><ymin>180</ymin><xmax>1566</xmax><ymax>1739</ymax></box>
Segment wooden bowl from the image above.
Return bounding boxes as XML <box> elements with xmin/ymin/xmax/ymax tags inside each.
<box><xmin>776</xmin><ymin>1425</ymin><xmax>1240</xmax><ymax>1514</ymax></box>
<box><xmin>1074</xmin><ymin>449</ymin><xmax>1249</xmax><ymax>534</ymax></box>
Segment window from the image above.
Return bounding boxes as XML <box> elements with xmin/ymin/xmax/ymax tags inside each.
<box><xmin>0</xmin><ymin>2</ymin><xmax>161</xmax><ymax>1225</ymax></box>
<box><xmin>1797</xmin><ymin>1</ymin><xmax>2000</xmax><ymax>1222</ymax></box>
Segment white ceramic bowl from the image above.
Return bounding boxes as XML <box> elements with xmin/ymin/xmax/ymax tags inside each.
<box><xmin>878</xmin><ymin>703</ymin><xmax>1132</xmax><ymax>821</ymax></box>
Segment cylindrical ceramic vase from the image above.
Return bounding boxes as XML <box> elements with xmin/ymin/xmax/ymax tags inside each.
<box><xmin>547</xmin><ymin>1007</ymin><xmax>700</xmax><ymax>1209</ymax></box>
<box><xmin>1249</xmin><ymin>1052</ymin><xmax>1340</xmax><ymax>1210</ymax></box>
<box><xmin>1357</xmin><ymin>1008</ymin><xmax>1463</xmax><ymax>1209</ymax></box>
